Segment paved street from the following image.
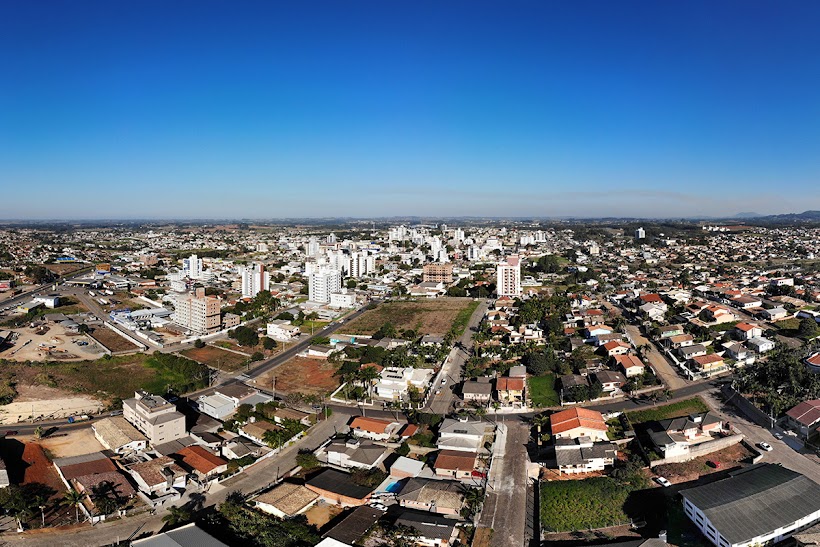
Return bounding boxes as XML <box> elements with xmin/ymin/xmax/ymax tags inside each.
<box><xmin>426</xmin><ymin>299</ymin><xmax>489</xmax><ymax>415</ymax></box>
<box><xmin>479</xmin><ymin>420</ymin><xmax>531</xmax><ymax>547</ymax></box>
<box><xmin>625</xmin><ymin>324</ymin><xmax>688</xmax><ymax>390</ymax></box>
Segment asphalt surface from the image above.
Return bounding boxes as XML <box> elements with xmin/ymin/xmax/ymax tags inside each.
<box><xmin>625</xmin><ymin>324</ymin><xmax>688</xmax><ymax>391</ymax></box>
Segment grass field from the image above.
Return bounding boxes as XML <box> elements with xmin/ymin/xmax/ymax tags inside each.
<box><xmin>182</xmin><ymin>345</ymin><xmax>248</xmax><ymax>372</ymax></box>
<box><xmin>625</xmin><ymin>397</ymin><xmax>709</xmax><ymax>426</ymax></box>
<box><xmin>540</xmin><ymin>477</ymin><xmax>637</xmax><ymax>531</ymax></box>
<box><xmin>342</xmin><ymin>298</ymin><xmax>476</xmax><ymax>336</ymax></box>
<box><xmin>528</xmin><ymin>374</ymin><xmax>559</xmax><ymax>407</ymax></box>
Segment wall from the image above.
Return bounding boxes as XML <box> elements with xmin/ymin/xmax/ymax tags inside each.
<box><xmin>649</xmin><ymin>435</ymin><xmax>743</xmax><ymax>467</ymax></box>
<box><xmin>720</xmin><ymin>385</ymin><xmax>773</xmax><ymax>428</ymax></box>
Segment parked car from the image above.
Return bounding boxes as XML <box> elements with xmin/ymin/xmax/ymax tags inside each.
<box><xmin>759</xmin><ymin>442</ymin><xmax>773</xmax><ymax>452</ymax></box>
<box><xmin>707</xmin><ymin>460</ymin><xmax>721</xmax><ymax>468</ymax></box>
<box><xmin>655</xmin><ymin>477</ymin><xmax>672</xmax><ymax>487</ymax></box>
<box><xmin>773</xmin><ymin>432</ymin><xmax>784</xmax><ymax>440</ymax></box>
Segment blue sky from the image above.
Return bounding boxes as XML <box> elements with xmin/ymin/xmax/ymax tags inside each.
<box><xmin>2</xmin><ymin>1</ymin><xmax>820</xmax><ymax>219</ymax></box>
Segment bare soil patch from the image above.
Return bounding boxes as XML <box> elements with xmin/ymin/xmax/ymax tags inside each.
<box><xmin>182</xmin><ymin>345</ymin><xmax>248</xmax><ymax>372</ymax></box>
<box><xmin>650</xmin><ymin>442</ymin><xmax>754</xmax><ymax>483</ymax></box>
<box><xmin>37</xmin><ymin>427</ymin><xmax>104</xmax><ymax>458</ymax></box>
<box><xmin>87</xmin><ymin>326</ymin><xmax>140</xmax><ymax>353</ymax></box>
<box><xmin>342</xmin><ymin>298</ymin><xmax>474</xmax><ymax>336</ymax></box>
<box><xmin>254</xmin><ymin>357</ymin><xmax>339</xmax><ymax>397</ymax></box>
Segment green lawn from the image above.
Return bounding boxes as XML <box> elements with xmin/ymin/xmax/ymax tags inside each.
<box><xmin>528</xmin><ymin>374</ymin><xmax>559</xmax><ymax>407</ymax></box>
<box><xmin>540</xmin><ymin>477</ymin><xmax>634</xmax><ymax>531</ymax></box>
<box><xmin>625</xmin><ymin>396</ymin><xmax>709</xmax><ymax>426</ymax></box>
<box><xmin>452</xmin><ymin>300</ymin><xmax>480</xmax><ymax>335</ymax></box>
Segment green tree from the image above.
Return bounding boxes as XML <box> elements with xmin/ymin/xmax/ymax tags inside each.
<box><xmin>62</xmin><ymin>488</ymin><xmax>85</xmax><ymax>523</ymax></box>
<box><xmin>295</xmin><ymin>451</ymin><xmax>320</xmax><ymax>471</ymax></box>
<box><xmin>799</xmin><ymin>317</ymin><xmax>818</xmax><ymax>339</ymax></box>
<box><xmin>262</xmin><ymin>336</ymin><xmax>277</xmax><ymax>350</ymax></box>
<box><xmin>162</xmin><ymin>505</ymin><xmax>192</xmax><ymax>527</ymax></box>
<box><xmin>194</xmin><ymin>338</ymin><xmax>205</xmax><ymax>348</ymax></box>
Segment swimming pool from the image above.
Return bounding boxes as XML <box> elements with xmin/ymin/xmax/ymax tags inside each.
<box><xmin>385</xmin><ymin>481</ymin><xmax>402</xmax><ymax>493</ymax></box>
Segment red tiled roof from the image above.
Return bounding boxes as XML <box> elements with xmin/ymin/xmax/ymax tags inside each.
<box><xmin>434</xmin><ymin>450</ymin><xmax>477</xmax><ymax>471</ymax></box>
<box><xmin>497</xmin><ymin>377</ymin><xmax>525</xmax><ymax>391</ymax></box>
<box><xmin>550</xmin><ymin>408</ymin><xmax>607</xmax><ymax>435</ymax></box>
<box><xmin>614</xmin><ymin>354</ymin><xmax>645</xmax><ymax>370</ymax></box>
<box><xmin>349</xmin><ymin>416</ymin><xmax>394</xmax><ymax>434</ymax></box>
<box><xmin>176</xmin><ymin>445</ymin><xmax>227</xmax><ymax>474</ymax></box>
<box><xmin>693</xmin><ymin>354</ymin><xmax>724</xmax><ymax>365</ymax></box>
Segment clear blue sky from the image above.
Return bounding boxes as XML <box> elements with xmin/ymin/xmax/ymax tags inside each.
<box><xmin>2</xmin><ymin>1</ymin><xmax>820</xmax><ymax>219</ymax></box>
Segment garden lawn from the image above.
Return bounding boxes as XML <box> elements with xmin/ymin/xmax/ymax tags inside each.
<box><xmin>625</xmin><ymin>397</ymin><xmax>709</xmax><ymax>426</ymax></box>
<box><xmin>528</xmin><ymin>374</ymin><xmax>559</xmax><ymax>407</ymax></box>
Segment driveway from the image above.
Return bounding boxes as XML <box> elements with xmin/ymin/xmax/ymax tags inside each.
<box><xmin>625</xmin><ymin>325</ymin><xmax>688</xmax><ymax>390</ymax></box>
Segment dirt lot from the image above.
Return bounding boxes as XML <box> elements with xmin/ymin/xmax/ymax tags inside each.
<box><xmin>650</xmin><ymin>442</ymin><xmax>755</xmax><ymax>483</ymax></box>
<box><xmin>37</xmin><ymin>427</ymin><xmax>105</xmax><ymax>458</ymax></box>
<box><xmin>1</xmin><ymin>323</ymin><xmax>106</xmax><ymax>362</ymax></box>
<box><xmin>253</xmin><ymin>357</ymin><xmax>340</xmax><ymax>397</ymax></box>
<box><xmin>182</xmin><ymin>345</ymin><xmax>248</xmax><ymax>372</ymax></box>
<box><xmin>341</xmin><ymin>298</ymin><xmax>475</xmax><ymax>336</ymax></box>
<box><xmin>44</xmin><ymin>263</ymin><xmax>87</xmax><ymax>276</ymax></box>
<box><xmin>87</xmin><ymin>326</ymin><xmax>140</xmax><ymax>353</ymax></box>
<box><xmin>304</xmin><ymin>502</ymin><xmax>343</xmax><ymax>528</ymax></box>
<box><xmin>0</xmin><ymin>385</ymin><xmax>104</xmax><ymax>424</ymax></box>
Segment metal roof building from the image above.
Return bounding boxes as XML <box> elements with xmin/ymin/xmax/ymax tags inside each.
<box><xmin>681</xmin><ymin>464</ymin><xmax>820</xmax><ymax>547</ymax></box>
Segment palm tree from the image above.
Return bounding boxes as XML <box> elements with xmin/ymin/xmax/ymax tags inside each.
<box><xmin>62</xmin><ymin>488</ymin><xmax>85</xmax><ymax>523</ymax></box>
<box><xmin>359</xmin><ymin>366</ymin><xmax>380</xmax><ymax>398</ymax></box>
<box><xmin>162</xmin><ymin>505</ymin><xmax>192</xmax><ymax>527</ymax></box>
<box><xmin>532</xmin><ymin>413</ymin><xmax>550</xmax><ymax>447</ymax></box>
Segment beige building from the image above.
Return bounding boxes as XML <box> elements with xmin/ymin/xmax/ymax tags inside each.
<box><xmin>496</xmin><ymin>255</ymin><xmax>521</xmax><ymax>297</ymax></box>
<box><xmin>173</xmin><ymin>288</ymin><xmax>221</xmax><ymax>335</ymax></box>
<box><xmin>123</xmin><ymin>391</ymin><xmax>187</xmax><ymax>446</ymax></box>
<box><xmin>423</xmin><ymin>263</ymin><xmax>454</xmax><ymax>284</ymax></box>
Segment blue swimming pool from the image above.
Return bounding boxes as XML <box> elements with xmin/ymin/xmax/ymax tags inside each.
<box><xmin>385</xmin><ymin>481</ymin><xmax>402</xmax><ymax>493</ymax></box>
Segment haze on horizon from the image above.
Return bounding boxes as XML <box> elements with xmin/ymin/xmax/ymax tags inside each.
<box><xmin>2</xmin><ymin>1</ymin><xmax>820</xmax><ymax>220</ymax></box>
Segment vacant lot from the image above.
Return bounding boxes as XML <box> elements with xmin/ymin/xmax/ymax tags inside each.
<box><xmin>540</xmin><ymin>476</ymin><xmax>643</xmax><ymax>531</ymax></box>
<box><xmin>342</xmin><ymin>298</ymin><xmax>476</xmax><ymax>336</ymax></box>
<box><xmin>528</xmin><ymin>374</ymin><xmax>559</xmax><ymax>407</ymax></box>
<box><xmin>255</xmin><ymin>357</ymin><xmax>339</xmax><ymax>397</ymax></box>
<box><xmin>182</xmin><ymin>345</ymin><xmax>248</xmax><ymax>372</ymax></box>
<box><xmin>650</xmin><ymin>442</ymin><xmax>754</xmax><ymax>483</ymax></box>
<box><xmin>0</xmin><ymin>385</ymin><xmax>104</xmax><ymax>424</ymax></box>
<box><xmin>626</xmin><ymin>397</ymin><xmax>710</xmax><ymax>426</ymax></box>
<box><xmin>38</xmin><ymin>427</ymin><xmax>105</xmax><ymax>458</ymax></box>
<box><xmin>87</xmin><ymin>326</ymin><xmax>141</xmax><ymax>353</ymax></box>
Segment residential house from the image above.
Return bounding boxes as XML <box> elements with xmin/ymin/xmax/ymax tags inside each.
<box><xmin>613</xmin><ymin>354</ymin><xmax>646</xmax><ymax>378</ymax></box>
<box><xmin>550</xmin><ymin>408</ymin><xmax>609</xmax><ymax>442</ymax></box>
<box><xmin>747</xmin><ymin>336</ymin><xmax>775</xmax><ymax>354</ymax></box>
<box><xmin>734</xmin><ymin>323</ymin><xmax>764</xmax><ymax>340</ymax></box>
<box><xmin>724</xmin><ymin>343</ymin><xmax>751</xmax><ymax>362</ymax></box>
<box><xmin>323</xmin><ymin>438</ymin><xmax>389</xmax><ymax>470</ymax></box>
<box><xmin>601</xmin><ymin>340</ymin><xmax>631</xmax><ymax>357</ymax></box>
<box><xmin>127</xmin><ymin>456</ymin><xmax>187</xmax><ymax>498</ymax></box>
<box><xmin>305</xmin><ymin>469</ymin><xmax>373</xmax><ymax>507</ymax></box>
<box><xmin>390</xmin><ymin>456</ymin><xmax>426</xmax><ymax>479</ymax></box>
<box><xmin>393</xmin><ymin>510</ymin><xmax>460</xmax><ymax>547</ymax></box>
<box><xmin>462</xmin><ymin>378</ymin><xmax>493</xmax><ymax>406</ymax></box>
<box><xmin>785</xmin><ymin>400</ymin><xmax>820</xmax><ymax>440</ymax></box>
<box><xmin>658</xmin><ymin>325</ymin><xmax>685</xmax><ymax>339</ymax></box>
<box><xmin>666</xmin><ymin>333</ymin><xmax>695</xmax><ymax>350</ymax></box>
<box><xmin>437</xmin><ymin>419</ymin><xmax>489</xmax><ymax>453</ymax></box>
<box><xmin>239</xmin><ymin>420</ymin><xmax>283</xmax><ymax>446</ymax></box>
<box><xmin>805</xmin><ymin>353</ymin><xmax>820</xmax><ymax>373</ymax></box>
<box><xmin>732</xmin><ymin>295</ymin><xmax>763</xmax><ymax>310</ymax></box>
<box><xmin>373</xmin><ymin>367</ymin><xmax>434</xmax><ymax>401</ymax></box>
<box><xmin>266</xmin><ymin>319</ymin><xmax>301</xmax><ymax>341</ymax></box>
<box><xmin>496</xmin><ymin>376</ymin><xmax>526</xmax><ymax>407</ymax></box>
<box><xmin>175</xmin><ymin>445</ymin><xmax>228</xmax><ymax>480</ymax></box>
<box><xmin>553</xmin><ymin>437</ymin><xmax>617</xmax><ymax>474</ymax></box>
<box><xmin>197</xmin><ymin>385</ymin><xmax>272</xmax><ymax>420</ymax></box>
<box><xmin>254</xmin><ymin>482</ymin><xmax>319</xmax><ymax>518</ymax></box>
<box><xmin>594</xmin><ymin>370</ymin><xmax>626</xmax><ymax>393</ymax></box>
<box><xmin>681</xmin><ymin>464</ymin><xmax>820</xmax><ymax>547</ymax></box>
<box><xmin>348</xmin><ymin>417</ymin><xmax>401</xmax><ymax>441</ymax></box>
<box><xmin>691</xmin><ymin>354</ymin><xmax>726</xmax><ymax>375</ymax></box>
<box><xmin>92</xmin><ymin>417</ymin><xmax>148</xmax><ymax>454</ymax></box>
<box><xmin>648</xmin><ymin>412</ymin><xmax>723</xmax><ymax>458</ymax></box>
<box><xmin>433</xmin><ymin>450</ymin><xmax>478</xmax><ymax>479</ymax></box>
<box><xmin>398</xmin><ymin>478</ymin><xmax>464</xmax><ymax>516</ymax></box>
<box><xmin>132</xmin><ymin>523</ymin><xmax>229</xmax><ymax>547</ymax></box>
<box><xmin>761</xmin><ymin>307</ymin><xmax>789</xmax><ymax>321</ymax></box>
<box><xmin>679</xmin><ymin>344</ymin><xmax>708</xmax><ymax>360</ymax></box>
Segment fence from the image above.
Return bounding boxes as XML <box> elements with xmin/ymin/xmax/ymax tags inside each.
<box><xmin>720</xmin><ymin>384</ymin><xmax>774</xmax><ymax>428</ymax></box>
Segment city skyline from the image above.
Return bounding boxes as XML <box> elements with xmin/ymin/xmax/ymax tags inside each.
<box><xmin>3</xmin><ymin>1</ymin><xmax>820</xmax><ymax>219</ymax></box>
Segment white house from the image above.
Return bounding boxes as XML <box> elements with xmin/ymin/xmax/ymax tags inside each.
<box><xmin>746</xmin><ymin>336</ymin><xmax>775</xmax><ymax>354</ymax></box>
<box><xmin>266</xmin><ymin>320</ymin><xmax>301</xmax><ymax>341</ymax></box>
<box><xmin>437</xmin><ymin>419</ymin><xmax>489</xmax><ymax>453</ymax></box>
<box><xmin>373</xmin><ymin>367</ymin><xmax>434</xmax><ymax>401</ymax></box>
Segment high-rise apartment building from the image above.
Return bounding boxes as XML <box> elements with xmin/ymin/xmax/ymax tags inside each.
<box><xmin>496</xmin><ymin>255</ymin><xmax>522</xmax><ymax>297</ymax></box>
<box><xmin>240</xmin><ymin>263</ymin><xmax>270</xmax><ymax>298</ymax></box>
<box><xmin>309</xmin><ymin>269</ymin><xmax>342</xmax><ymax>303</ymax></box>
<box><xmin>173</xmin><ymin>288</ymin><xmax>221</xmax><ymax>334</ymax></box>
<box><xmin>182</xmin><ymin>254</ymin><xmax>203</xmax><ymax>279</ymax></box>
<box><xmin>423</xmin><ymin>263</ymin><xmax>454</xmax><ymax>284</ymax></box>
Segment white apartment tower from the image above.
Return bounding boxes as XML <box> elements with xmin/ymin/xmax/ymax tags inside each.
<box><xmin>306</xmin><ymin>237</ymin><xmax>321</xmax><ymax>257</ymax></box>
<box><xmin>635</xmin><ymin>227</ymin><xmax>646</xmax><ymax>240</ymax></box>
<box><xmin>496</xmin><ymin>255</ymin><xmax>522</xmax><ymax>297</ymax></box>
<box><xmin>345</xmin><ymin>251</ymin><xmax>375</xmax><ymax>278</ymax></box>
<box><xmin>240</xmin><ymin>263</ymin><xmax>270</xmax><ymax>298</ymax></box>
<box><xmin>182</xmin><ymin>254</ymin><xmax>203</xmax><ymax>279</ymax></box>
<box><xmin>309</xmin><ymin>269</ymin><xmax>342</xmax><ymax>303</ymax></box>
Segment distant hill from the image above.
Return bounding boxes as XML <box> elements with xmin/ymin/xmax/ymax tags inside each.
<box><xmin>752</xmin><ymin>210</ymin><xmax>820</xmax><ymax>223</ymax></box>
<box><xmin>733</xmin><ymin>212</ymin><xmax>763</xmax><ymax>218</ymax></box>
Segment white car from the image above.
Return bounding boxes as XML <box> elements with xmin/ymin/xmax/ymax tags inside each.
<box><xmin>759</xmin><ymin>442</ymin><xmax>773</xmax><ymax>452</ymax></box>
<box><xmin>655</xmin><ymin>477</ymin><xmax>672</xmax><ymax>488</ymax></box>
<box><xmin>773</xmin><ymin>432</ymin><xmax>784</xmax><ymax>440</ymax></box>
